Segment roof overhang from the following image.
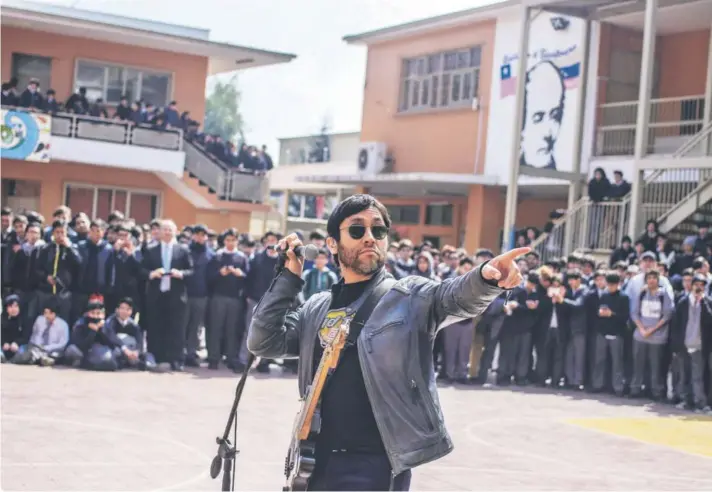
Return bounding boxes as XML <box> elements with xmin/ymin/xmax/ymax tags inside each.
<box><xmin>522</xmin><ymin>0</ymin><xmax>710</xmax><ymax>23</ymax></box>
<box><xmin>1</xmin><ymin>1</ymin><xmax>296</xmax><ymax>75</ymax></box>
<box><xmin>297</xmin><ymin>172</ymin><xmax>570</xmax><ymax>198</ymax></box>
<box><xmin>343</xmin><ymin>0</ymin><xmax>519</xmax><ymax>45</ymax></box>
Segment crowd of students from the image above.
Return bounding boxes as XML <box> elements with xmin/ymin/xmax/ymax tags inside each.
<box><xmin>2</xmin><ymin>203</ymin><xmax>711</xmax><ymax>413</ymax></box>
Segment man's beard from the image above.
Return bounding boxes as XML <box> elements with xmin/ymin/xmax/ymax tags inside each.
<box><xmin>338</xmin><ymin>243</ymin><xmax>385</xmax><ymax>276</ymax></box>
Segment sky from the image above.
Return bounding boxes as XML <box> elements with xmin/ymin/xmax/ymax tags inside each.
<box><xmin>34</xmin><ymin>0</ymin><xmax>498</xmax><ymax>162</ymax></box>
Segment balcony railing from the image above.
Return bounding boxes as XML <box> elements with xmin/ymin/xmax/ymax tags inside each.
<box><xmin>2</xmin><ymin>106</ymin><xmax>183</xmax><ymax>151</ymax></box>
<box><xmin>52</xmin><ymin>112</ymin><xmax>183</xmax><ymax>151</ymax></box>
<box><xmin>594</xmin><ymin>95</ymin><xmax>707</xmax><ymax>157</ymax></box>
<box><xmin>183</xmin><ymin>138</ymin><xmax>267</xmax><ymax>203</ymax></box>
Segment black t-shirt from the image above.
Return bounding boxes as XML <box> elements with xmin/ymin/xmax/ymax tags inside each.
<box><xmin>313</xmin><ymin>277</ymin><xmax>386</xmax><ymax>455</ymax></box>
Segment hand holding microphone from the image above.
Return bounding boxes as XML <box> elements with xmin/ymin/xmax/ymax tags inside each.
<box><xmin>272</xmin><ymin>234</ymin><xmax>319</xmax><ymax>277</ymax></box>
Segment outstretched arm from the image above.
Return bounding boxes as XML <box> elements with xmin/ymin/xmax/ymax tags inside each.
<box><xmin>433</xmin><ymin>247</ymin><xmax>528</xmax><ymax>328</ymax></box>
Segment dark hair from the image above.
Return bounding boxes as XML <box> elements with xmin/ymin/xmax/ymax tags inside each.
<box><xmin>52</xmin><ymin>219</ymin><xmax>66</xmax><ymax>230</ymax></box>
<box><xmin>682</xmin><ymin>268</ymin><xmax>695</xmax><ymax>277</ymax></box>
<box><xmin>1</xmin><ymin>206</ymin><xmax>12</xmax><ymax>216</ymax></box>
<box><xmin>90</xmin><ymin>219</ymin><xmax>107</xmax><ymax>230</ymax></box>
<box><xmin>527</xmin><ymin>272</ymin><xmax>540</xmax><ymax>284</ymax></box>
<box><xmin>222</xmin><ymin>227</ymin><xmax>238</xmax><ymax>239</ymax></box>
<box><xmin>316</xmin><ymin>247</ymin><xmax>329</xmax><ymax>257</ymax></box>
<box><xmin>593</xmin><ymin>269</ymin><xmax>607</xmax><ymax>279</ymax></box>
<box><xmin>645</xmin><ymin>269</ymin><xmax>660</xmax><ymax>280</ymax></box>
<box><xmin>43</xmin><ymin>298</ymin><xmax>59</xmax><ymax>315</ymax></box>
<box><xmin>474</xmin><ymin>248</ymin><xmax>494</xmax><ymax>259</ymax></box>
<box><xmin>605</xmin><ymin>272</ymin><xmax>621</xmax><ymax>284</ymax></box>
<box><xmin>326</xmin><ymin>194</ymin><xmax>391</xmax><ymax>241</ymax></box>
<box><xmin>118</xmin><ymin>297</ymin><xmax>134</xmax><ymax>309</ymax></box>
<box><xmin>459</xmin><ymin>257</ymin><xmax>474</xmax><ymax>267</ymax></box>
<box><xmin>86</xmin><ymin>301</ymin><xmax>104</xmax><ymax>312</ymax></box>
<box><xmin>12</xmin><ymin>214</ymin><xmax>28</xmax><ymax>225</ymax></box>
<box><xmin>566</xmin><ymin>269</ymin><xmax>581</xmax><ymax>280</ymax></box>
<box><xmin>150</xmin><ymin>219</ymin><xmax>161</xmax><ymax>228</ymax></box>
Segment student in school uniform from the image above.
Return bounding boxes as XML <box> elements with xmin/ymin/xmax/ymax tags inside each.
<box><xmin>498</xmin><ymin>272</ymin><xmax>541</xmax><ymax>385</ymax></box>
<box><xmin>583</xmin><ymin>270</ymin><xmax>608</xmax><ymax>388</ymax></box>
<box><xmin>590</xmin><ymin>272</ymin><xmax>630</xmax><ymax>396</ymax></box>
<box><xmin>629</xmin><ymin>269</ymin><xmax>674</xmax><ymax>400</ymax></box>
<box><xmin>12</xmin><ymin>298</ymin><xmax>69</xmax><ymax>366</ymax></box>
<box><xmin>562</xmin><ymin>270</ymin><xmax>588</xmax><ymax>389</ymax></box>
<box><xmin>671</xmin><ymin>274</ymin><xmax>712</xmax><ymax>412</ymax></box>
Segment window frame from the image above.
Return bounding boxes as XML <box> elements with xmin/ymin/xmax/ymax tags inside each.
<box><xmin>62</xmin><ymin>182</ymin><xmax>163</xmax><ymax>220</ymax></box>
<box><xmin>425</xmin><ymin>203</ymin><xmax>454</xmax><ymax>226</ymax></box>
<box><xmin>386</xmin><ymin>204</ymin><xmax>421</xmax><ymax>225</ymax></box>
<box><xmin>398</xmin><ymin>45</ymin><xmax>482</xmax><ymax>114</ymax></box>
<box><xmin>73</xmin><ymin>58</ymin><xmax>175</xmax><ymax>106</ymax></box>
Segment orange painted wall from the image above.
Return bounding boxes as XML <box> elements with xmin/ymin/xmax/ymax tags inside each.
<box><xmin>360</xmin><ymin>20</ymin><xmax>496</xmax><ymax>175</ymax></box>
<box><xmin>1</xmin><ymin>160</ymin><xmax>253</xmax><ymax>232</ymax></box>
<box><xmin>1</xmin><ymin>26</ymin><xmax>208</xmax><ymax>122</ymax></box>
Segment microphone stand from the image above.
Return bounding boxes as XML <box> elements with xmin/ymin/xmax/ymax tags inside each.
<box><xmin>210</xmin><ymin>352</ymin><xmax>257</xmax><ymax>491</ymax></box>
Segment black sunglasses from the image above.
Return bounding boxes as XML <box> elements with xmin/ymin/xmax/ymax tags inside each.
<box><xmin>343</xmin><ymin>224</ymin><xmax>389</xmax><ymax>240</ymax></box>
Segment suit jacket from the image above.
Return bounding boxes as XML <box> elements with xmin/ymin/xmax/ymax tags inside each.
<box><xmin>141</xmin><ymin>241</ymin><xmax>194</xmax><ymax>302</ymax></box>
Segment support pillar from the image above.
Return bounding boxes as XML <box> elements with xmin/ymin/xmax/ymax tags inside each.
<box><xmin>565</xmin><ymin>19</ymin><xmax>592</xmax><ymax>253</ymax></box>
<box><xmin>703</xmin><ymin>20</ymin><xmax>712</xmax><ymax>155</ymax></box>
<box><xmin>502</xmin><ymin>5</ymin><xmax>532</xmax><ymax>252</ymax></box>
<box><xmin>628</xmin><ymin>0</ymin><xmax>657</xmax><ymax>239</ymax></box>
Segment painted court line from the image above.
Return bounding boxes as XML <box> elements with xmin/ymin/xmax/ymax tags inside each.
<box><xmin>566</xmin><ymin>416</ymin><xmax>712</xmax><ymax>459</ymax></box>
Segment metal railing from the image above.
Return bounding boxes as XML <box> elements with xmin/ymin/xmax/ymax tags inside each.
<box><xmin>2</xmin><ymin>106</ymin><xmax>184</xmax><ymax>151</ymax></box>
<box><xmin>183</xmin><ymin>139</ymin><xmax>267</xmax><ymax>203</ymax></box>
<box><xmin>594</xmin><ymin>95</ymin><xmax>706</xmax><ymax>156</ymax></box>
<box><xmin>52</xmin><ymin>112</ymin><xmax>183</xmax><ymax>151</ymax></box>
<box><xmin>530</xmin><ymin>198</ymin><xmax>629</xmax><ymax>264</ymax></box>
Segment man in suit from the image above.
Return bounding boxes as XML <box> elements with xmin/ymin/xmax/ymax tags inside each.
<box><xmin>141</xmin><ymin>219</ymin><xmax>194</xmax><ymax>371</ymax></box>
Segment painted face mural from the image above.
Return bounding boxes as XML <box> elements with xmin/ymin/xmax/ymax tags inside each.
<box><xmin>520</xmin><ymin>60</ymin><xmax>565</xmax><ymax>170</ymax></box>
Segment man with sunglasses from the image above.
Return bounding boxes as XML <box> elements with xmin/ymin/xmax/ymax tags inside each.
<box><xmin>248</xmin><ymin>194</ymin><xmax>527</xmax><ymax>491</ymax></box>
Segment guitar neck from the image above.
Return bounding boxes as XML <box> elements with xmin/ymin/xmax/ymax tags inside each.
<box><xmin>296</xmin><ymin>327</ymin><xmax>348</xmax><ymax>440</ymax></box>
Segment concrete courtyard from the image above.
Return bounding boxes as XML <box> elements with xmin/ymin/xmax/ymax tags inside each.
<box><xmin>2</xmin><ymin>363</ymin><xmax>711</xmax><ymax>491</ymax></box>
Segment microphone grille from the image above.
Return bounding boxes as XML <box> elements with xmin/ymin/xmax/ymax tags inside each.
<box><xmin>303</xmin><ymin>244</ymin><xmax>319</xmax><ymax>261</ymax></box>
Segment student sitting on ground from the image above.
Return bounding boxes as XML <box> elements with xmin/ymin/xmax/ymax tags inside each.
<box><xmin>65</xmin><ymin>297</ymin><xmax>154</xmax><ymax>371</ymax></box>
<box><xmin>103</xmin><ymin>297</ymin><xmax>156</xmax><ymax>370</ymax></box>
<box><xmin>1</xmin><ymin>295</ymin><xmax>25</xmax><ymax>363</ymax></box>
<box><xmin>12</xmin><ymin>298</ymin><xmax>69</xmax><ymax>366</ymax></box>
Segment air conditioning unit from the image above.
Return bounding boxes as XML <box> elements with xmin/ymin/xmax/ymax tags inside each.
<box><xmin>357</xmin><ymin>141</ymin><xmax>388</xmax><ymax>175</ymax></box>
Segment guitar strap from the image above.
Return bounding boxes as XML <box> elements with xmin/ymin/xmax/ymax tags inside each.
<box><xmin>345</xmin><ymin>275</ymin><xmax>398</xmax><ymax>346</ymax></box>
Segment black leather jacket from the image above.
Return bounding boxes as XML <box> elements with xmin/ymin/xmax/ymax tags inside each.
<box><xmin>247</xmin><ymin>265</ymin><xmax>502</xmax><ymax>475</ymax></box>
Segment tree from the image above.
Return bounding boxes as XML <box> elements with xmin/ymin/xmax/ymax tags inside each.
<box><xmin>308</xmin><ymin>118</ymin><xmax>331</xmax><ymax>163</ymax></box>
<box><xmin>204</xmin><ymin>75</ymin><xmax>244</xmax><ymax>142</ymax></box>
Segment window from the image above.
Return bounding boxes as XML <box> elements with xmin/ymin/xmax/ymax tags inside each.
<box><xmin>422</xmin><ymin>235</ymin><xmax>441</xmax><ymax>248</ymax></box>
<box><xmin>386</xmin><ymin>205</ymin><xmax>420</xmax><ymax>224</ymax></box>
<box><xmin>286</xmin><ymin>193</ymin><xmax>336</xmax><ymax>220</ymax></box>
<box><xmin>74</xmin><ymin>60</ymin><xmax>172</xmax><ymax>105</ymax></box>
<box><xmin>399</xmin><ymin>46</ymin><xmax>481</xmax><ymax>113</ymax></box>
<box><xmin>12</xmin><ymin>53</ymin><xmax>52</xmax><ymax>93</ymax></box>
<box><xmin>65</xmin><ymin>184</ymin><xmax>160</xmax><ymax>221</ymax></box>
<box><xmin>425</xmin><ymin>204</ymin><xmax>453</xmax><ymax>226</ymax></box>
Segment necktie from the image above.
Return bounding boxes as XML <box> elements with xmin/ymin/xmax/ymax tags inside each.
<box><xmin>160</xmin><ymin>244</ymin><xmax>171</xmax><ymax>292</ymax></box>
<box><xmin>42</xmin><ymin>320</ymin><xmax>53</xmax><ymax>346</ymax></box>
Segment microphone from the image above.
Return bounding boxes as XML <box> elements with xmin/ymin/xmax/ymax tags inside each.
<box><xmin>268</xmin><ymin>243</ymin><xmax>319</xmax><ymax>261</ymax></box>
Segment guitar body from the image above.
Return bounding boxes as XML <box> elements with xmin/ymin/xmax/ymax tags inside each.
<box><xmin>283</xmin><ymin>319</ymin><xmax>350</xmax><ymax>491</ymax></box>
<box><xmin>284</xmin><ymin>407</ymin><xmax>321</xmax><ymax>491</ymax></box>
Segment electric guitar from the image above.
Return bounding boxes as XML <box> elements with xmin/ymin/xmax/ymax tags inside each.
<box><xmin>282</xmin><ymin>318</ymin><xmax>351</xmax><ymax>491</ymax></box>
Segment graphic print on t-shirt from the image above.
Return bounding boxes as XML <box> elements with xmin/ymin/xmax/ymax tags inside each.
<box><xmin>318</xmin><ymin>309</ymin><xmax>355</xmax><ymax>348</ymax></box>
<box><xmin>641</xmin><ymin>298</ymin><xmax>662</xmax><ymax>319</ymax></box>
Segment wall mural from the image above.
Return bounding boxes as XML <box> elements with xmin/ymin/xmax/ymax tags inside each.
<box><xmin>485</xmin><ymin>12</ymin><xmax>586</xmax><ymax>181</ymax></box>
<box><xmin>1</xmin><ymin>109</ymin><xmax>52</xmax><ymax>162</ymax></box>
